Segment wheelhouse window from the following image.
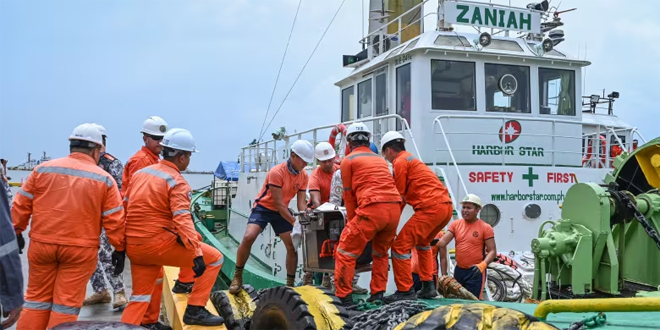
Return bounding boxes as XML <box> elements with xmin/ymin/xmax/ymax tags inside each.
<box><xmin>341</xmin><ymin>86</ymin><xmax>354</xmax><ymax>122</ymax></box>
<box><xmin>538</xmin><ymin>68</ymin><xmax>576</xmax><ymax>116</ymax></box>
<box><xmin>431</xmin><ymin>60</ymin><xmax>476</xmax><ymax>111</ymax></box>
<box><xmin>485</xmin><ymin>63</ymin><xmax>530</xmax><ymax>113</ymax></box>
<box><xmin>396</xmin><ymin>64</ymin><xmax>411</xmax><ymax>130</ymax></box>
<box><xmin>357</xmin><ymin>79</ymin><xmax>372</xmax><ymax>118</ymax></box>
<box><xmin>375</xmin><ymin>70</ymin><xmax>387</xmax><ymax>116</ymax></box>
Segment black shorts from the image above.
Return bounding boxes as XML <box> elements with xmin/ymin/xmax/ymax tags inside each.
<box><xmin>248</xmin><ymin>204</ymin><xmax>293</xmax><ymax>236</ymax></box>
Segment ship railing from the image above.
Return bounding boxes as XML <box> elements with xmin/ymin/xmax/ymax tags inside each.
<box><xmin>239</xmin><ymin>114</ymin><xmax>420</xmax><ymax>173</ymax></box>
<box><xmin>359</xmin><ymin>0</ymin><xmax>437</xmax><ymax>60</ymax></box>
<box><xmin>582</xmin><ymin>126</ymin><xmax>645</xmax><ymax>168</ymax></box>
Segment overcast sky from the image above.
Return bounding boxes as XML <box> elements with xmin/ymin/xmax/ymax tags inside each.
<box><xmin>1</xmin><ymin>0</ymin><xmax>658</xmax><ymax>171</ymax></box>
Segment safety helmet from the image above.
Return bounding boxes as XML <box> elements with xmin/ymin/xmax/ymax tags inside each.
<box><xmin>380</xmin><ymin>131</ymin><xmax>405</xmax><ymax>151</ymax></box>
<box><xmin>160</xmin><ymin>128</ymin><xmax>199</xmax><ymax>152</ymax></box>
<box><xmin>315</xmin><ymin>142</ymin><xmax>336</xmax><ymax>161</ymax></box>
<box><xmin>346</xmin><ymin>122</ymin><xmax>371</xmax><ymax>141</ymax></box>
<box><xmin>141</xmin><ymin>116</ymin><xmax>168</xmax><ymax>137</ymax></box>
<box><xmin>91</xmin><ymin>123</ymin><xmax>107</xmax><ymax>137</ymax></box>
<box><xmin>69</xmin><ymin>123</ymin><xmax>104</xmax><ymax>146</ymax></box>
<box><xmin>291</xmin><ymin>140</ymin><xmax>314</xmax><ymax>163</ymax></box>
<box><xmin>460</xmin><ymin>194</ymin><xmax>482</xmax><ymax>208</ymax></box>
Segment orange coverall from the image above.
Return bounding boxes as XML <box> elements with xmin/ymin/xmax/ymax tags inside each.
<box><xmin>12</xmin><ymin>153</ymin><xmax>125</xmax><ymax>330</ymax></box>
<box><xmin>390</xmin><ymin>151</ymin><xmax>453</xmax><ymax>292</ymax></box>
<box><xmin>120</xmin><ymin>160</ymin><xmax>223</xmax><ymax>325</ymax></box>
<box><xmin>121</xmin><ymin>146</ymin><xmax>197</xmax><ymax>324</ymax></box>
<box><xmin>334</xmin><ymin>145</ymin><xmax>402</xmax><ymax>298</ymax></box>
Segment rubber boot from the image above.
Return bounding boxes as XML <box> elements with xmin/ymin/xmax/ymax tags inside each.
<box><xmin>366</xmin><ymin>291</ymin><xmax>384</xmax><ymax>303</ymax></box>
<box><xmin>112</xmin><ymin>290</ymin><xmax>128</xmax><ymax>309</ymax></box>
<box><xmin>228</xmin><ymin>267</ymin><xmax>244</xmax><ymax>294</ymax></box>
<box><xmin>382</xmin><ymin>288</ymin><xmax>417</xmax><ymax>304</ymax></box>
<box><xmin>302</xmin><ymin>272</ymin><xmax>314</xmax><ymax>285</ymax></box>
<box><xmin>140</xmin><ymin>322</ymin><xmax>173</xmax><ymax>330</ymax></box>
<box><xmin>417</xmin><ymin>280</ymin><xmax>438</xmax><ymax>299</ymax></box>
<box><xmin>339</xmin><ymin>294</ymin><xmax>355</xmax><ymax>307</ymax></box>
<box><xmin>182</xmin><ymin>305</ymin><xmax>225</xmax><ymax>326</ymax></box>
<box><xmin>83</xmin><ymin>290</ymin><xmax>111</xmax><ymax>306</ymax></box>
<box><xmin>172</xmin><ymin>280</ymin><xmax>194</xmax><ymax>294</ymax></box>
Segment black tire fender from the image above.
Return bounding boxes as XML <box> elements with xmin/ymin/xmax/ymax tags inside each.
<box><xmin>210</xmin><ymin>284</ymin><xmax>258</xmax><ymax>330</ymax></box>
<box><xmin>249</xmin><ymin>285</ymin><xmax>352</xmax><ymax>330</ymax></box>
<box><xmin>393</xmin><ymin>303</ymin><xmax>559</xmax><ymax>330</ymax></box>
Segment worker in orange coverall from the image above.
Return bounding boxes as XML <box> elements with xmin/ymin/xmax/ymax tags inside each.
<box><xmin>380</xmin><ymin>131</ymin><xmax>454</xmax><ymax>302</ymax></box>
<box><xmin>334</xmin><ymin>122</ymin><xmax>402</xmax><ymax>306</ymax></box>
<box><xmin>120</xmin><ymin>128</ymin><xmax>224</xmax><ymax>328</ymax></box>
<box><xmin>12</xmin><ymin>123</ymin><xmax>126</xmax><ymax>330</ymax></box>
<box><xmin>122</xmin><ymin>116</ymin><xmax>197</xmax><ymax>330</ymax></box>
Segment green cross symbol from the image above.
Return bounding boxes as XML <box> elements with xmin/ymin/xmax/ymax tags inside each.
<box><xmin>522</xmin><ymin>167</ymin><xmax>538</xmax><ymax>187</ymax></box>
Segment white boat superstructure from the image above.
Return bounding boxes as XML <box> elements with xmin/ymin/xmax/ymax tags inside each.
<box><xmin>226</xmin><ymin>0</ymin><xmax>646</xmax><ymax>296</ymax></box>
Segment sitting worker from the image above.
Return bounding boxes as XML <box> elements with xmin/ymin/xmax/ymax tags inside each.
<box><xmin>437</xmin><ymin>194</ymin><xmax>496</xmax><ymax>300</ymax></box>
<box><xmin>12</xmin><ymin>123</ymin><xmax>125</xmax><ymax>330</ymax></box>
<box><xmin>229</xmin><ymin>140</ymin><xmax>314</xmax><ymax>293</ymax></box>
<box><xmin>334</xmin><ymin>123</ymin><xmax>402</xmax><ymax>306</ymax></box>
<box><xmin>412</xmin><ymin>231</ymin><xmax>448</xmax><ymax>292</ymax></box>
<box><xmin>380</xmin><ymin>131</ymin><xmax>453</xmax><ymax>302</ymax></box>
<box><xmin>120</xmin><ymin>128</ymin><xmax>224</xmax><ymax>328</ymax></box>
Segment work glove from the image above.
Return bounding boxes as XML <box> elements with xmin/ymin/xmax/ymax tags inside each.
<box><xmin>192</xmin><ymin>256</ymin><xmax>206</xmax><ymax>278</ymax></box>
<box><xmin>112</xmin><ymin>250</ymin><xmax>126</xmax><ymax>276</ymax></box>
<box><xmin>430</xmin><ymin>238</ymin><xmax>440</xmax><ymax>247</ymax></box>
<box><xmin>475</xmin><ymin>261</ymin><xmax>488</xmax><ymax>274</ymax></box>
<box><xmin>16</xmin><ymin>233</ymin><xmax>25</xmax><ymax>254</ymax></box>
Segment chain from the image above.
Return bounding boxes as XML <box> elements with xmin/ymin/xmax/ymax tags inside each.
<box><xmin>346</xmin><ymin>300</ymin><xmax>431</xmax><ymax>330</ymax></box>
<box><xmin>626</xmin><ymin>199</ymin><xmax>660</xmax><ymax>251</ymax></box>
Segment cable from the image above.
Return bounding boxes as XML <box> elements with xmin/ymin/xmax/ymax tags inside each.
<box><xmin>259</xmin><ymin>0</ymin><xmax>347</xmax><ymax>142</ymax></box>
<box><xmin>257</xmin><ymin>0</ymin><xmax>304</xmax><ymax>142</ymax></box>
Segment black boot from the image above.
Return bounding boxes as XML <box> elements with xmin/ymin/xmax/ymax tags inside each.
<box><xmin>172</xmin><ymin>280</ymin><xmax>194</xmax><ymax>294</ymax></box>
<box><xmin>140</xmin><ymin>322</ymin><xmax>172</xmax><ymax>330</ymax></box>
<box><xmin>182</xmin><ymin>305</ymin><xmax>225</xmax><ymax>326</ymax></box>
<box><xmin>339</xmin><ymin>294</ymin><xmax>355</xmax><ymax>307</ymax></box>
<box><xmin>417</xmin><ymin>280</ymin><xmax>438</xmax><ymax>299</ymax></box>
<box><xmin>366</xmin><ymin>291</ymin><xmax>384</xmax><ymax>302</ymax></box>
<box><xmin>382</xmin><ymin>289</ymin><xmax>417</xmax><ymax>304</ymax></box>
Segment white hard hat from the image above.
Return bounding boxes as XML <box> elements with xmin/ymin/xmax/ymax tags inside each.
<box><xmin>141</xmin><ymin>116</ymin><xmax>168</xmax><ymax>137</ymax></box>
<box><xmin>380</xmin><ymin>131</ymin><xmax>405</xmax><ymax>151</ymax></box>
<box><xmin>460</xmin><ymin>194</ymin><xmax>482</xmax><ymax>208</ymax></box>
<box><xmin>69</xmin><ymin>123</ymin><xmax>103</xmax><ymax>146</ymax></box>
<box><xmin>291</xmin><ymin>140</ymin><xmax>314</xmax><ymax>163</ymax></box>
<box><xmin>91</xmin><ymin>123</ymin><xmax>107</xmax><ymax>137</ymax></box>
<box><xmin>315</xmin><ymin>142</ymin><xmax>336</xmax><ymax>161</ymax></box>
<box><xmin>160</xmin><ymin>128</ymin><xmax>199</xmax><ymax>152</ymax></box>
<box><xmin>346</xmin><ymin>122</ymin><xmax>371</xmax><ymax>141</ymax></box>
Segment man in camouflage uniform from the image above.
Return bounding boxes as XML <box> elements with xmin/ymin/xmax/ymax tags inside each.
<box><xmin>322</xmin><ymin>143</ymin><xmax>380</xmax><ymax>294</ymax></box>
<box><xmin>82</xmin><ymin>124</ymin><xmax>128</xmax><ymax>309</ymax></box>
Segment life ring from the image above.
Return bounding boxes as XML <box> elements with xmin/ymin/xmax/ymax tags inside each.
<box><xmin>328</xmin><ymin>124</ymin><xmax>349</xmax><ymax>163</ymax></box>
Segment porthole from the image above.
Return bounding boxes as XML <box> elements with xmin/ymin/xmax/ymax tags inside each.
<box><xmin>481</xmin><ymin>204</ymin><xmax>501</xmax><ymax>227</ymax></box>
<box><xmin>524</xmin><ymin>203</ymin><xmax>542</xmax><ymax>219</ymax></box>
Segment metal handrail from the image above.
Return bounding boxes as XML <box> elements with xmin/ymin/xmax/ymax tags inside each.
<box><xmin>240</xmin><ymin>114</ymin><xmax>422</xmax><ymax>172</ymax></box>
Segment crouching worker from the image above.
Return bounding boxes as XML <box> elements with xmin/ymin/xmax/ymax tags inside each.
<box><xmin>381</xmin><ymin>131</ymin><xmax>453</xmax><ymax>302</ymax></box>
<box><xmin>121</xmin><ymin>128</ymin><xmax>225</xmax><ymax>328</ymax></box>
<box><xmin>229</xmin><ymin>140</ymin><xmax>314</xmax><ymax>293</ymax></box>
<box><xmin>412</xmin><ymin>230</ymin><xmax>448</xmax><ymax>292</ymax></box>
<box><xmin>437</xmin><ymin>194</ymin><xmax>496</xmax><ymax>300</ymax></box>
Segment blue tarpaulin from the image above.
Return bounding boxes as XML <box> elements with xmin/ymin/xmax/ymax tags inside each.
<box><xmin>214</xmin><ymin>161</ymin><xmax>240</xmax><ymax>181</ymax></box>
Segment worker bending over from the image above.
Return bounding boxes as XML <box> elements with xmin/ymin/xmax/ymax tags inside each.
<box><xmin>381</xmin><ymin>131</ymin><xmax>453</xmax><ymax>302</ymax></box>
<box><xmin>82</xmin><ymin>124</ymin><xmax>128</xmax><ymax>309</ymax></box>
<box><xmin>437</xmin><ymin>194</ymin><xmax>496</xmax><ymax>300</ymax></box>
<box><xmin>12</xmin><ymin>123</ymin><xmax>126</xmax><ymax>330</ymax></box>
<box><xmin>335</xmin><ymin>123</ymin><xmax>402</xmax><ymax>306</ymax></box>
<box><xmin>229</xmin><ymin>140</ymin><xmax>314</xmax><ymax>293</ymax></box>
<box><xmin>121</xmin><ymin>128</ymin><xmax>224</xmax><ymax>327</ymax></box>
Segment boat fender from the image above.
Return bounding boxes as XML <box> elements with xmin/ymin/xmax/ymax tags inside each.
<box><xmin>209</xmin><ymin>285</ymin><xmax>258</xmax><ymax>330</ymax></box>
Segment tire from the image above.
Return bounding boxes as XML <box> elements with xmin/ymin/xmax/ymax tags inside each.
<box><xmin>392</xmin><ymin>303</ymin><xmax>559</xmax><ymax>330</ymax></box>
<box><xmin>248</xmin><ymin>285</ymin><xmax>352</xmax><ymax>330</ymax></box>
<box><xmin>210</xmin><ymin>284</ymin><xmax>258</xmax><ymax>330</ymax></box>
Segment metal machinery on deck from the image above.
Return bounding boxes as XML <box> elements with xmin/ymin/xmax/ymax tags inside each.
<box><xmin>532</xmin><ymin>138</ymin><xmax>660</xmax><ymax>300</ymax></box>
<box><xmin>298</xmin><ymin>203</ymin><xmax>373</xmax><ymax>275</ymax></box>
